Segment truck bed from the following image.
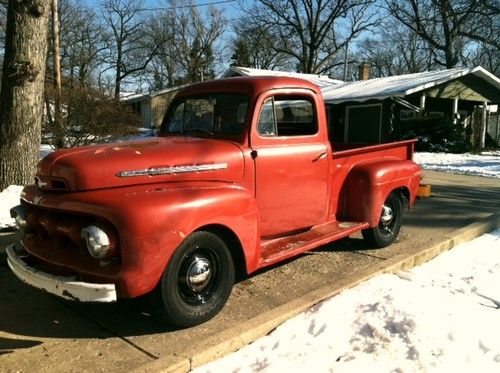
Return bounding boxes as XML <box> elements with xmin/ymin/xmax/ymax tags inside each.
<box><xmin>332</xmin><ymin>139</ymin><xmax>417</xmax><ymax>160</ymax></box>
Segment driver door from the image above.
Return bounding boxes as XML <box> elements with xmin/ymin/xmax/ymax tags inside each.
<box><xmin>251</xmin><ymin>92</ymin><xmax>329</xmax><ymax>237</ymax></box>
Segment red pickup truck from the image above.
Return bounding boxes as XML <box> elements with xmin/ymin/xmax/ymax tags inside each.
<box><xmin>8</xmin><ymin>76</ymin><xmax>421</xmax><ymax>327</ymax></box>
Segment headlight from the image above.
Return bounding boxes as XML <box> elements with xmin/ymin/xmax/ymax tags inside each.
<box><xmin>81</xmin><ymin>225</ymin><xmax>111</xmax><ymax>259</ymax></box>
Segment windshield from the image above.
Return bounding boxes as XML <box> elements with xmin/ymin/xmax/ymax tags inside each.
<box><xmin>160</xmin><ymin>94</ymin><xmax>248</xmax><ymax>137</ymax></box>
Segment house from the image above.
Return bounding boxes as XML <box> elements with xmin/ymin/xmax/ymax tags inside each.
<box><xmin>121</xmin><ymin>86</ymin><xmax>181</xmax><ymax>129</ymax></box>
<box><xmin>321</xmin><ymin>65</ymin><xmax>500</xmax><ymax>147</ymax></box>
<box><xmin>225</xmin><ymin>65</ymin><xmax>500</xmax><ymax>148</ymax></box>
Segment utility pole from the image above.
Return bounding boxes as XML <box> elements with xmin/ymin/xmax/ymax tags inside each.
<box><xmin>343</xmin><ymin>41</ymin><xmax>349</xmax><ymax>81</ymax></box>
<box><xmin>51</xmin><ymin>0</ymin><xmax>64</xmax><ymax>148</ymax></box>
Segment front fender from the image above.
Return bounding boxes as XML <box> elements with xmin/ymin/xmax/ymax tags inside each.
<box><xmin>20</xmin><ymin>182</ymin><xmax>259</xmax><ymax>297</ymax></box>
<box><xmin>339</xmin><ymin>159</ymin><xmax>421</xmax><ymax>226</ymax></box>
<box><xmin>106</xmin><ymin>182</ymin><xmax>260</xmax><ymax>295</ymax></box>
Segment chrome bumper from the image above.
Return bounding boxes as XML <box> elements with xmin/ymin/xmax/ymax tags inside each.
<box><xmin>6</xmin><ymin>244</ymin><xmax>117</xmax><ymax>302</ymax></box>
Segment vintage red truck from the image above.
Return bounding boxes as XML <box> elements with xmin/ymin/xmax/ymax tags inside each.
<box><xmin>7</xmin><ymin>76</ymin><xmax>422</xmax><ymax>327</ymax></box>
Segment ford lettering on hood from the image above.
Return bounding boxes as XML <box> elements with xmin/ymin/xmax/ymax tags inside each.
<box><xmin>36</xmin><ymin>137</ymin><xmax>245</xmax><ymax>191</ymax></box>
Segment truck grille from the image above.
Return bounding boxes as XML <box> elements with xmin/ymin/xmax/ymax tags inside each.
<box><xmin>24</xmin><ymin>207</ymin><xmax>91</xmax><ymax>254</ymax></box>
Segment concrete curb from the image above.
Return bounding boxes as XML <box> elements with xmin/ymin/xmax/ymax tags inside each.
<box><xmin>131</xmin><ymin>213</ymin><xmax>500</xmax><ymax>373</ymax></box>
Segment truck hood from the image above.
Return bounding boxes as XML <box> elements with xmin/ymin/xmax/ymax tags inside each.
<box><xmin>36</xmin><ymin>137</ymin><xmax>245</xmax><ymax>192</ymax></box>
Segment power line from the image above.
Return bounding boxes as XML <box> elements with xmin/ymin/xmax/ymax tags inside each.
<box><xmin>83</xmin><ymin>0</ymin><xmax>238</xmax><ymax>12</ymax></box>
<box><xmin>146</xmin><ymin>0</ymin><xmax>237</xmax><ymax>11</ymax></box>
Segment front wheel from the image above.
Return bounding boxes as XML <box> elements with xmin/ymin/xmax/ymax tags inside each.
<box><xmin>362</xmin><ymin>192</ymin><xmax>403</xmax><ymax>248</ymax></box>
<box><xmin>152</xmin><ymin>231</ymin><xmax>235</xmax><ymax>327</ymax></box>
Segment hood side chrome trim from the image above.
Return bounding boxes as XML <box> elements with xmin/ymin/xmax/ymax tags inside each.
<box><xmin>117</xmin><ymin>163</ymin><xmax>228</xmax><ymax>177</ymax></box>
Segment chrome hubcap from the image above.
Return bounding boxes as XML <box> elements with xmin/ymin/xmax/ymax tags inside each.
<box><xmin>380</xmin><ymin>205</ymin><xmax>393</xmax><ymax>226</ymax></box>
<box><xmin>186</xmin><ymin>256</ymin><xmax>212</xmax><ymax>293</ymax></box>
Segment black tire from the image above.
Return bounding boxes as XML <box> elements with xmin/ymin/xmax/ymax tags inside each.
<box><xmin>362</xmin><ymin>192</ymin><xmax>403</xmax><ymax>248</ymax></box>
<box><xmin>152</xmin><ymin>231</ymin><xmax>235</xmax><ymax>327</ymax></box>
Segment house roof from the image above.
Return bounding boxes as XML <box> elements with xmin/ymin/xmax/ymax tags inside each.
<box><xmin>222</xmin><ymin>66</ymin><xmax>344</xmax><ymax>88</ymax></box>
<box><xmin>120</xmin><ymin>85</ymin><xmax>181</xmax><ymax>102</ymax></box>
<box><xmin>224</xmin><ymin>65</ymin><xmax>499</xmax><ymax>104</ymax></box>
<box><xmin>321</xmin><ymin>66</ymin><xmax>500</xmax><ymax>104</ymax></box>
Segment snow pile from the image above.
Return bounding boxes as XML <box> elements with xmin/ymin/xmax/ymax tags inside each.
<box><xmin>40</xmin><ymin>144</ymin><xmax>55</xmax><ymax>159</ymax></box>
<box><xmin>415</xmin><ymin>151</ymin><xmax>500</xmax><ymax>178</ymax></box>
<box><xmin>194</xmin><ymin>229</ymin><xmax>500</xmax><ymax>373</ymax></box>
<box><xmin>0</xmin><ymin>185</ymin><xmax>23</xmax><ymax>230</ymax></box>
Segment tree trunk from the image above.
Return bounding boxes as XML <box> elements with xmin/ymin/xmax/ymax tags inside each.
<box><xmin>0</xmin><ymin>0</ymin><xmax>50</xmax><ymax>190</ymax></box>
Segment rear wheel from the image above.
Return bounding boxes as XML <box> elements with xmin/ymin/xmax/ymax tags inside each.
<box><xmin>362</xmin><ymin>192</ymin><xmax>403</xmax><ymax>248</ymax></box>
<box><xmin>152</xmin><ymin>231</ymin><xmax>235</xmax><ymax>327</ymax></box>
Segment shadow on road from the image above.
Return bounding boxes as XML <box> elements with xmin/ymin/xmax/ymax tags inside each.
<box><xmin>0</xmin><ymin>336</ymin><xmax>42</xmax><ymax>356</ymax></box>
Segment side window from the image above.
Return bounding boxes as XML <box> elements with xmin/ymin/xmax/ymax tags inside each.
<box><xmin>258</xmin><ymin>98</ymin><xmax>276</xmax><ymax>136</ymax></box>
<box><xmin>257</xmin><ymin>96</ymin><xmax>317</xmax><ymax>137</ymax></box>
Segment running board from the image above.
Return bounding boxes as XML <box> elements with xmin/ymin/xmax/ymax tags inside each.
<box><xmin>259</xmin><ymin>221</ymin><xmax>369</xmax><ymax>267</ymax></box>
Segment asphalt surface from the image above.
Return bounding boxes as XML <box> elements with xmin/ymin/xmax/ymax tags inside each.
<box><xmin>1</xmin><ymin>170</ymin><xmax>499</xmax><ymax>373</ymax></box>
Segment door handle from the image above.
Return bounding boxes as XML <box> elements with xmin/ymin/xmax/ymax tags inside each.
<box><xmin>313</xmin><ymin>152</ymin><xmax>327</xmax><ymax>162</ymax></box>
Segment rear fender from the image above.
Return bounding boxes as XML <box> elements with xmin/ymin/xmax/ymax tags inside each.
<box><xmin>338</xmin><ymin>160</ymin><xmax>421</xmax><ymax>227</ymax></box>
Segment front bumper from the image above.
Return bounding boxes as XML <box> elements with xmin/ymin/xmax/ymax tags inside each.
<box><xmin>6</xmin><ymin>244</ymin><xmax>117</xmax><ymax>302</ymax></box>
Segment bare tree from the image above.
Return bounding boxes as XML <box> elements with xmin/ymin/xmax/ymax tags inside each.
<box><xmin>102</xmin><ymin>0</ymin><xmax>166</xmax><ymax>98</ymax></box>
<box><xmin>43</xmin><ymin>0</ymin><xmax>109</xmax><ymax>148</ymax></box>
<box><xmin>0</xmin><ymin>0</ymin><xmax>50</xmax><ymax>189</ymax></box>
<box><xmin>385</xmin><ymin>0</ymin><xmax>500</xmax><ymax>69</ymax></box>
<box><xmin>230</xmin><ymin>16</ymin><xmax>293</xmax><ymax>70</ymax></box>
<box><xmin>62</xmin><ymin>86</ymin><xmax>140</xmax><ymax>148</ymax></box>
<box><xmin>149</xmin><ymin>1</ymin><xmax>226</xmax><ymax>87</ymax></box>
<box><xmin>356</xmin><ymin>20</ymin><xmax>433</xmax><ymax>78</ymax></box>
<box><xmin>58</xmin><ymin>0</ymin><xmax>108</xmax><ymax>88</ymax></box>
<box><xmin>148</xmin><ymin>13</ymin><xmax>177</xmax><ymax>89</ymax></box>
<box><xmin>247</xmin><ymin>0</ymin><xmax>378</xmax><ymax>74</ymax></box>
<box><xmin>468</xmin><ymin>43</ymin><xmax>499</xmax><ymax>76</ymax></box>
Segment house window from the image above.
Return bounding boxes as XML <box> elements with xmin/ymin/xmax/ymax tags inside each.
<box><xmin>344</xmin><ymin>104</ymin><xmax>382</xmax><ymax>143</ymax></box>
<box><xmin>400</xmin><ymin>109</ymin><xmax>416</xmax><ymax>121</ymax></box>
<box><xmin>429</xmin><ymin>111</ymin><xmax>444</xmax><ymax>118</ymax></box>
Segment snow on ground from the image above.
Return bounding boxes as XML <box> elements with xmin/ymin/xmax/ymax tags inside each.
<box><xmin>39</xmin><ymin>144</ymin><xmax>55</xmax><ymax>159</ymax></box>
<box><xmin>194</xmin><ymin>229</ymin><xmax>500</xmax><ymax>373</ymax></box>
<box><xmin>0</xmin><ymin>185</ymin><xmax>24</xmax><ymax>230</ymax></box>
<box><xmin>415</xmin><ymin>151</ymin><xmax>500</xmax><ymax>178</ymax></box>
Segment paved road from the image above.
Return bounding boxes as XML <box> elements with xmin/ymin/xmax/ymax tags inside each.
<box><xmin>1</xmin><ymin>170</ymin><xmax>499</xmax><ymax>372</ymax></box>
